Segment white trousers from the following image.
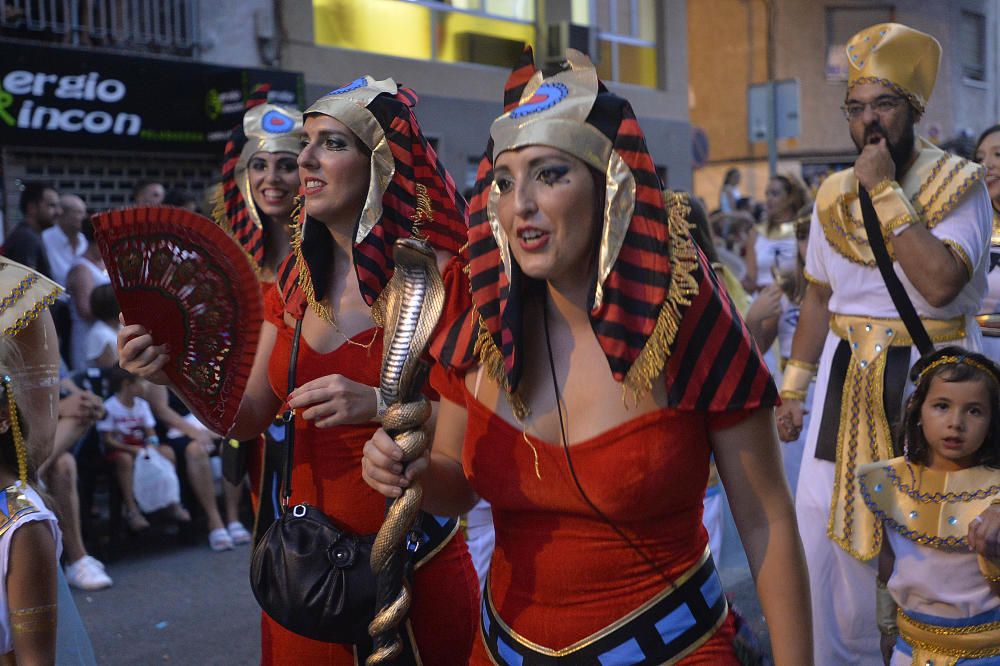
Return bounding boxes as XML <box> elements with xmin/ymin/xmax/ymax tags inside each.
<box><xmin>795</xmin><ymin>332</ymin><xmax>882</xmax><ymax>665</ymax></box>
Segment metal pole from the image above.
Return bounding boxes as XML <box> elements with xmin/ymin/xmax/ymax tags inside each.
<box><xmin>767</xmin><ymin>81</ymin><xmax>777</xmax><ymax>177</ymax></box>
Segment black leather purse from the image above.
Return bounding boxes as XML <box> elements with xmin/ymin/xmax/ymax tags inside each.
<box><xmin>249</xmin><ymin>318</ymin><xmax>377</xmax><ymax>644</ymax></box>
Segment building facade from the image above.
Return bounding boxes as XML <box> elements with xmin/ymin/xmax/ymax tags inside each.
<box><xmin>689</xmin><ymin>0</ymin><xmax>1000</xmax><ymax>210</ymax></box>
<box><xmin>1</xmin><ymin>0</ymin><xmax>692</xmax><ymax>234</ymax></box>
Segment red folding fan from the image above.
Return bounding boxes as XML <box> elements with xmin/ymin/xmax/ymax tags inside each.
<box><xmin>91</xmin><ymin>206</ymin><xmax>262</xmax><ymax>435</ymax></box>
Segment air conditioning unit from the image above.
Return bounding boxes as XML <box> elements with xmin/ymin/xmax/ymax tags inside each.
<box><xmin>544</xmin><ymin>22</ymin><xmax>598</xmax><ymax>64</ymax></box>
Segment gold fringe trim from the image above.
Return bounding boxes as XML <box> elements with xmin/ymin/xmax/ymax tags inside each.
<box><xmin>410</xmin><ymin>183</ymin><xmax>432</xmax><ymax>241</ymax></box>
<box><xmin>211</xmin><ymin>184</ymin><xmax>263</xmax><ymax>278</ymax></box>
<box><xmin>370</xmin><ymin>287</ymin><xmax>389</xmax><ymax>329</ymax></box>
<box><xmin>473</xmin><ymin>310</ymin><xmax>527</xmax><ymax>420</ymax></box>
<box><xmin>943</xmin><ymin>239</ymin><xmax>974</xmax><ymax>279</ymax></box>
<box><xmin>289</xmin><ymin>198</ymin><xmax>332</xmax><ymax>322</ymax></box>
<box><xmin>620</xmin><ymin>194</ymin><xmax>700</xmax><ymax>404</ymax></box>
<box><xmin>803</xmin><ymin>269</ymin><xmax>830</xmax><ymax>288</ymax></box>
<box><xmin>210</xmin><ymin>184</ymin><xmax>229</xmax><ymax>234</ymax></box>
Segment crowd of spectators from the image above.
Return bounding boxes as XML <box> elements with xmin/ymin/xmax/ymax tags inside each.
<box><xmin>1</xmin><ymin>180</ymin><xmax>251</xmax><ymax>592</ymax></box>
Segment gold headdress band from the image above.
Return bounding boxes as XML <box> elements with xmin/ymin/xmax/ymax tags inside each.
<box><xmin>846</xmin><ymin>23</ymin><xmax>941</xmax><ymax>115</ymax></box>
<box><xmin>235</xmin><ymin>104</ymin><xmax>305</xmax><ymax>239</ymax></box>
<box><xmin>304</xmin><ymin>76</ymin><xmax>397</xmax><ymax>245</ymax></box>
<box><xmin>917</xmin><ymin>355</ymin><xmax>1000</xmax><ymax>389</ymax></box>
<box><xmin>1</xmin><ymin>375</ymin><xmax>27</xmax><ymax>488</ymax></box>
<box><xmin>241</xmin><ymin>104</ymin><xmax>304</xmax><ymax>158</ymax></box>
<box><xmin>487</xmin><ymin>49</ymin><xmax>636</xmax><ymax>310</ymax></box>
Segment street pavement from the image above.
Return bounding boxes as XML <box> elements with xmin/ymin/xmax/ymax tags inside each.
<box><xmin>72</xmin><ymin>534</ymin><xmax>261</xmax><ymax>665</ymax></box>
<box><xmin>72</xmin><ymin>529</ymin><xmax>769</xmax><ymax>665</ymax></box>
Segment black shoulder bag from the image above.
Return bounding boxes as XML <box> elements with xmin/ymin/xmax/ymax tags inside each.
<box><xmin>249</xmin><ymin>318</ymin><xmax>378</xmax><ymax>644</ymax></box>
<box><xmin>858</xmin><ymin>185</ymin><xmax>934</xmax><ymax>356</ymax></box>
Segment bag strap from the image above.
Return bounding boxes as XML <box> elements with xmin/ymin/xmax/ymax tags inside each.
<box><xmin>280</xmin><ymin>318</ymin><xmax>304</xmax><ymax>511</ymax></box>
<box><xmin>858</xmin><ymin>185</ymin><xmax>934</xmax><ymax>355</ymax></box>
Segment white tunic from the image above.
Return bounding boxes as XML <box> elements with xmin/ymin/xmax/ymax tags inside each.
<box><xmin>805</xmin><ymin>180</ymin><xmax>992</xmax><ymax>322</ymax></box>
<box><xmin>0</xmin><ymin>485</ymin><xmax>62</xmax><ymax>655</ymax></box>
<box><xmin>979</xmin><ymin>222</ymin><xmax>1000</xmax><ymax>361</ymax></box>
<box><xmin>887</xmin><ymin>530</ymin><xmax>1000</xmax><ymax>666</ymax></box>
<box><xmin>753</xmin><ymin>232</ymin><xmax>797</xmax><ymax>288</ymax></box>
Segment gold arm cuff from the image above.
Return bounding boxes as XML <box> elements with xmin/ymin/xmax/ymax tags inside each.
<box><xmin>978</xmin><ymin>314</ymin><xmax>1000</xmax><ymax>336</ymax></box>
<box><xmin>868</xmin><ymin>178</ymin><xmax>895</xmax><ymax>197</ymax></box>
<box><xmin>780</xmin><ymin>363</ymin><xmax>815</xmax><ymax>397</ymax></box>
<box><xmin>942</xmin><ymin>239</ymin><xmax>974</xmax><ymax>279</ymax></box>
<box><xmin>871</xmin><ymin>182</ymin><xmax>920</xmax><ymax>236</ymax></box>
<box><xmin>786</xmin><ymin>358</ymin><xmax>818</xmax><ymax>373</ymax></box>
<box><xmin>876</xmin><ymin>580</ymin><xmax>898</xmax><ymax>637</ymax></box>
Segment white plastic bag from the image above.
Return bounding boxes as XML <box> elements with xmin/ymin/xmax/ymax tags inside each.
<box><xmin>132</xmin><ymin>446</ymin><xmax>181</xmax><ymax>513</ymax></box>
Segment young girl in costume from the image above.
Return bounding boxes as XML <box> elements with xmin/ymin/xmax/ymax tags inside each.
<box><xmin>858</xmin><ymin>347</ymin><xmax>1000</xmax><ymax>665</ymax></box>
<box><xmin>0</xmin><ymin>257</ymin><xmax>66</xmax><ymax>665</ymax></box>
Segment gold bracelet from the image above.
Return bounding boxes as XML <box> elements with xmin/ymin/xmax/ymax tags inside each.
<box><xmin>779</xmin><ymin>389</ymin><xmax>808</xmax><ymax>401</ymax></box>
<box><xmin>779</xmin><ymin>362</ymin><xmax>815</xmax><ymax>397</ymax></box>
<box><xmin>868</xmin><ymin>178</ymin><xmax>895</xmax><ymax>197</ymax></box>
<box><xmin>785</xmin><ymin>358</ymin><xmax>818</xmax><ymax>373</ymax></box>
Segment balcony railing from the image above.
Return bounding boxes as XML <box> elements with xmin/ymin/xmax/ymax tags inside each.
<box><xmin>1</xmin><ymin>0</ymin><xmax>199</xmax><ymax>56</ymax></box>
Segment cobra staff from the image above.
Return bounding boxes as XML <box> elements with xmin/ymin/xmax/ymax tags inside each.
<box><xmin>775</xmin><ymin>23</ymin><xmax>998</xmax><ymax>665</ymax></box>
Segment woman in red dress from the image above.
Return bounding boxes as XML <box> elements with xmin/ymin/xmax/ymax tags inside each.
<box><xmin>120</xmin><ymin>77</ymin><xmax>478</xmax><ymax>665</ymax></box>
<box><xmin>363</xmin><ymin>51</ymin><xmax>813</xmax><ymax>664</ymax></box>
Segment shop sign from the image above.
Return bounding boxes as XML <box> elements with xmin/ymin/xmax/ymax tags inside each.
<box><xmin>0</xmin><ymin>41</ymin><xmax>304</xmax><ymax>153</ymax></box>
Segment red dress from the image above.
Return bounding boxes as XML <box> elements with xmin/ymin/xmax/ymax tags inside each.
<box><xmin>245</xmin><ymin>279</ymin><xmax>275</xmax><ymax>514</ymax></box>
<box><xmin>259</xmin><ymin>286</ymin><xmax>479</xmax><ymax>665</ymax></box>
<box><xmin>446</xmin><ymin>376</ymin><xmax>741</xmax><ymax>665</ymax></box>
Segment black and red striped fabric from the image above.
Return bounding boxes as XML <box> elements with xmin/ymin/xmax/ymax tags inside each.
<box><xmin>276</xmin><ymin>84</ymin><xmax>468</xmax><ymax>318</ymax></box>
<box><xmin>434</xmin><ymin>50</ymin><xmax>776</xmax><ymax>412</ymax></box>
<box><xmin>219</xmin><ymin>84</ymin><xmax>271</xmax><ymax>270</ymax></box>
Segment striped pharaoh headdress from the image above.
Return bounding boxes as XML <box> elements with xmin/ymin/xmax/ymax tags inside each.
<box><xmin>277</xmin><ymin>76</ymin><xmax>467</xmax><ymax>318</ymax></box>
<box><xmin>216</xmin><ymin>84</ymin><xmax>304</xmax><ymax>273</ymax></box>
<box><xmin>435</xmin><ymin>48</ymin><xmax>776</xmax><ymax>415</ymax></box>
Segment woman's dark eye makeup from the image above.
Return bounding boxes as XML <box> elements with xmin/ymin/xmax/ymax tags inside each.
<box><xmin>538</xmin><ymin>165</ymin><xmax>570</xmax><ymax>184</ymax></box>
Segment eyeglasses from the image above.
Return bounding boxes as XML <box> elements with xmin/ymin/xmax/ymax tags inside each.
<box><xmin>840</xmin><ymin>95</ymin><xmax>905</xmax><ymax>120</ymax></box>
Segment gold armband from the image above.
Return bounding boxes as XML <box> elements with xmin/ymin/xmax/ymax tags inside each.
<box><xmin>867</xmin><ymin>178</ymin><xmax>894</xmax><ymax>197</ymax></box>
<box><xmin>786</xmin><ymin>359</ymin><xmax>818</xmax><ymax>373</ymax></box>
<box><xmin>875</xmin><ymin>579</ymin><xmax>898</xmax><ymax>637</ymax></box>
<box><xmin>10</xmin><ymin>604</ymin><xmax>57</xmax><ymax>635</ymax></box>
<box><xmin>870</xmin><ymin>180</ymin><xmax>919</xmax><ymax>236</ymax></box>
<box><xmin>779</xmin><ymin>361</ymin><xmax>815</xmax><ymax>401</ymax></box>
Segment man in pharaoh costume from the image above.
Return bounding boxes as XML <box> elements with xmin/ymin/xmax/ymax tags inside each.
<box><xmin>775</xmin><ymin>23</ymin><xmax>1000</xmax><ymax>663</ymax></box>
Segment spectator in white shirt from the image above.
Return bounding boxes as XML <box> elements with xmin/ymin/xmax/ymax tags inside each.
<box><xmin>83</xmin><ymin>284</ymin><xmax>119</xmax><ymax>368</ymax></box>
<box><xmin>41</xmin><ymin>194</ymin><xmax>87</xmax><ymax>287</ymax></box>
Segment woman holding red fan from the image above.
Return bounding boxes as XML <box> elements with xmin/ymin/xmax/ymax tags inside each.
<box><xmin>118</xmin><ymin>78</ymin><xmax>478</xmax><ymax>663</ymax></box>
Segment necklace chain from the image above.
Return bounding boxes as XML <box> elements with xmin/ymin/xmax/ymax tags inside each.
<box><xmin>317</xmin><ymin>304</ymin><xmax>379</xmax><ymax>350</ymax></box>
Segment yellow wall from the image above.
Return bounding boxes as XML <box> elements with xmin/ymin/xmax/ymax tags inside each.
<box><xmin>313</xmin><ymin>0</ymin><xmax>533</xmax><ymax>65</ymax></box>
<box><xmin>313</xmin><ymin>0</ymin><xmax>431</xmax><ymax>59</ymax></box>
<box><xmin>687</xmin><ymin>0</ymin><xmax>768</xmax><ymax>163</ymax></box>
